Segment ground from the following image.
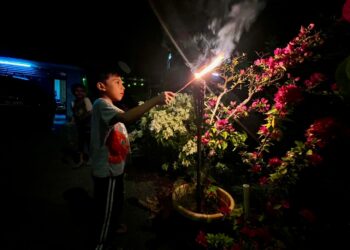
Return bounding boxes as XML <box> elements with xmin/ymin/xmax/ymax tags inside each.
<box><xmin>1</xmin><ymin>123</ymin><xmax>209</xmax><ymax>250</ymax></box>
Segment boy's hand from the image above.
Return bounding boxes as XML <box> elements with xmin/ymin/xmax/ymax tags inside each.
<box><xmin>159</xmin><ymin>91</ymin><xmax>176</xmax><ymax>105</ymax></box>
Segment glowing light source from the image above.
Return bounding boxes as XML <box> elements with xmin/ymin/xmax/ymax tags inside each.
<box><xmin>175</xmin><ymin>53</ymin><xmax>225</xmax><ymax>93</ymax></box>
<box><xmin>54</xmin><ymin>79</ymin><xmax>61</xmax><ymax>101</ymax></box>
<box><xmin>194</xmin><ymin>54</ymin><xmax>224</xmax><ymax>79</ymax></box>
<box><xmin>0</xmin><ymin>60</ymin><xmax>31</xmax><ymax>67</ymax></box>
<box><xmin>12</xmin><ymin>75</ymin><xmax>29</xmax><ymax>81</ymax></box>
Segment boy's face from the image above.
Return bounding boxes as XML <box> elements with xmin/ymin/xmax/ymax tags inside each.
<box><xmin>100</xmin><ymin>75</ymin><xmax>125</xmax><ymax>102</ymax></box>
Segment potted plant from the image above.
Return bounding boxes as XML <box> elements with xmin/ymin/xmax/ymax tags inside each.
<box><xmin>130</xmin><ymin>90</ymin><xmax>236</xmax><ymax>221</ymax></box>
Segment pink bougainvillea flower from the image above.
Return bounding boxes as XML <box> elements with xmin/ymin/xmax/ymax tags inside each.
<box><xmin>251</xmin><ymin>98</ymin><xmax>270</xmax><ymax>113</ymax></box>
<box><xmin>259</xmin><ymin>176</ymin><xmax>269</xmax><ymax>185</ymax></box>
<box><xmin>251</xmin><ymin>164</ymin><xmax>262</xmax><ymax>173</ymax></box>
<box><xmin>274</xmin><ymin>84</ymin><xmax>303</xmax><ymax>112</ymax></box>
<box><xmin>281</xmin><ymin>200</ymin><xmax>290</xmax><ymax>209</ymax></box>
<box><xmin>240</xmin><ymin>226</ymin><xmax>256</xmax><ymax>238</ymax></box>
<box><xmin>219</xmin><ymin>204</ymin><xmax>232</xmax><ymax>216</ymax></box>
<box><xmin>195</xmin><ymin>231</ymin><xmax>208</xmax><ymax>247</ymax></box>
<box><xmin>342</xmin><ymin>0</ymin><xmax>350</xmax><ymax>22</ymax></box>
<box><xmin>231</xmin><ymin>243</ymin><xmax>242</xmax><ymax>250</ymax></box>
<box><xmin>207</xmin><ymin>98</ymin><xmax>217</xmax><ymax>108</ymax></box>
<box><xmin>268</xmin><ymin>157</ymin><xmax>282</xmax><ymax>168</ymax></box>
<box><xmin>307</xmin><ymin>152</ymin><xmax>323</xmax><ymax>166</ymax></box>
<box><xmin>258</xmin><ymin>125</ymin><xmax>269</xmax><ymax>135</ymax></box>
<box><xmin>305</xmin><ymin>117</ymin><xmax>337</xmax><ymax>148</ymax></box>
<box><xmin>215</xmin><ymin>119</ymin><xmax>229</xmax><ymax>130</ymax></box>
<box><xmin>331</xmin><ymin>83</ymin><xmax>338</xmax><ymax>91</ymax></box>
<box><xmin>299</xmin><ymin>208</ymin><xmax>317</xmax><ymax>223</ymax></box>
<box><xmin>304</xmin><ymin>72</ymin><xmax>326</xmax><ymax>89</ymax></box>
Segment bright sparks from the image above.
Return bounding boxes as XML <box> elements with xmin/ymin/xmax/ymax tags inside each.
<box><xmin>194</xmin><ymin>54</ymin><xmax>225</xmax><ymax>79</ymax></box>
<box><xmin>175</xmin><ymin>53</ymin><xmax>225</xmax><ymax>93</ymax></box>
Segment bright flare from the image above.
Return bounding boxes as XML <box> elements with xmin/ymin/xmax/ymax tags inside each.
<box><xmin>194</xmin><ymin>54</ymin><xmax>225</xmax><ymax>79</ymax></box>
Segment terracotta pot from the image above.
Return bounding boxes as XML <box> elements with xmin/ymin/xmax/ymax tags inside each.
<box><xmin>172</xmin><ymin>183</ymin><xmax>235</xmax><ymax>222</ymax></box>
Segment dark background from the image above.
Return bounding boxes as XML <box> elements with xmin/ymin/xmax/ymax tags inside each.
<box><xmin>0</xmin><ymin>0</ymin><xmax>346</xmax><ymax>76</ymax></box>
<box><xmin>0</xmin><ymin>1</ymin><xmax>163</xmax><ymax>76</ymax></box>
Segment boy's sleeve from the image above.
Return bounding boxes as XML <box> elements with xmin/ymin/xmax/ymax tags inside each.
<box><xmin>99</xmin><ymin>101</ymin><xmax>123</xmax><ymax>125</ymax></box>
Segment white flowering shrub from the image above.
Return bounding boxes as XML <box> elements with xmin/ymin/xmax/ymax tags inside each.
<box><xmin>130</xmin><ymin>93</ymin><xmax>197</xmax><ymax>171</ymax></box>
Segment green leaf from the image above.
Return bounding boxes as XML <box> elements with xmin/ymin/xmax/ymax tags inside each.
<box><xmin>221</xmin><ymin>131</ymin><xmax>229</xmax><ymax>139</ymax></box>
<box><xmin>273</xmin><ymin>204</ymin><xmax>282</xmax><ymax>210</ymax></box>
<box><xmin>161</xmin><ymin>163</ymin><xmax>169</xmax><ymax>171</ymax></box>
<box><xmin>206</xmin><ymin>233</ymin><xmax>234</xmax><ymax>249</ymax></box>
<box><xmin>335</xmin><ymin>55</ymin><xmax>350</xmax><ymax>98</ymax></box>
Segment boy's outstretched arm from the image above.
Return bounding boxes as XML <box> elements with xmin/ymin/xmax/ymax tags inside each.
<box><xmin>111</xmin><ymin>91</ymin><xmax>175</xmax><ymax>124</ymax></box>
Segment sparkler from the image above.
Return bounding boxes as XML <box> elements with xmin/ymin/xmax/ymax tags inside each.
<box><xmin>176</xmin><ymin>53</ymin><xmax>225</xmax><ymax>93</ymax></box>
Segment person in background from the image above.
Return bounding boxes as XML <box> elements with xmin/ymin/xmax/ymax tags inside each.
<box><xmin>70</xmin><ymin>83</ymin><xmax>93</xmax><ymax>168</ymax></box>
<box><xmin>90</xmin><ymin>67</ymin><xmax>175</xmax><ymax>250</ymax></box>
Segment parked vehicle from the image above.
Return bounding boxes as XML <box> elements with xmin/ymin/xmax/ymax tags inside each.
<box><xmin>0</xmin><ymin>75</ymin><xmax>56</xmax><ymax>135</ymax></box>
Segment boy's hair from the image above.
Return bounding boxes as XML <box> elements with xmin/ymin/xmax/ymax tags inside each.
<box><xmin>71</xmin><ymin>83</ymin><xmax>86</xmax><ymax>93</ymax></box>
<box><xmin>89</xmin><ymin>64</ymin><xmax>123</xmax><ymax>98</ymax></box>
<box><xmin>97</xmin><ymin>69</ymin><xmax>121</xmax><ymax>83</ymax></box>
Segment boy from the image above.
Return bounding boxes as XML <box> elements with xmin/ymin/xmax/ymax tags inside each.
<box><xmin>90</xmin><ymin>68</ymin><xmax>175</xmax><ymax>249</ymax></box>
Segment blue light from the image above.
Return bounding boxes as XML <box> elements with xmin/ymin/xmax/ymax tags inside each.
<box><xmin>0</xmin><ymin>60</ymin><xmax>32</xmax><ymax>67</ymax></box>
<box><xmin>12</xmin><ymin>75</ymin><xmax>29</xmax><ymax>81</ymax></box>
<box><xmin>167</xmin><ymin>53</ymin><xmax>172</xmax><ymax>70</ymax></box>
<box><xmin>54</xmin><ymin>79</ymin><xmax>61</xmax><ymax>101</ymax></box>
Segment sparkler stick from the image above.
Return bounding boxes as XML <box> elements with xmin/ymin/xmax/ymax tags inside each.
<box><xmin>175</xmin><ymin>78</ymin><xmax>197</xmax><ymax>93</ymax></box>
<box><xmin>148</xmin><ymin>0</ymin><xmax>193</xmax><ymax>69</ymax></box>
<box><xmin>148</xmin><ymin>0</ymin><xmax>225</xmax><ymax>93</ymax></box>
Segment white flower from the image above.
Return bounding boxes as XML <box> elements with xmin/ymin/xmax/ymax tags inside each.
<box><xmin>132</xmin><ymin>93</ymin><xmax>196</xmax><ymax>169</ymax></box>
<box><xmin>182</xmin><ymin>139</ymin><xmax>197</xmax><ymax>156</ymax></box>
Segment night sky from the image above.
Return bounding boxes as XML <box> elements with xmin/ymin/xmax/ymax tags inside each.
<box><xmin>0</xmin><ymin>0</ymin><xmax>346</xmax><ymax>78</ymax></box>
<box><xmin>1</xmin><ymin>1</ymin><xmax>163</xmax><ymax>76</ymax></box>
